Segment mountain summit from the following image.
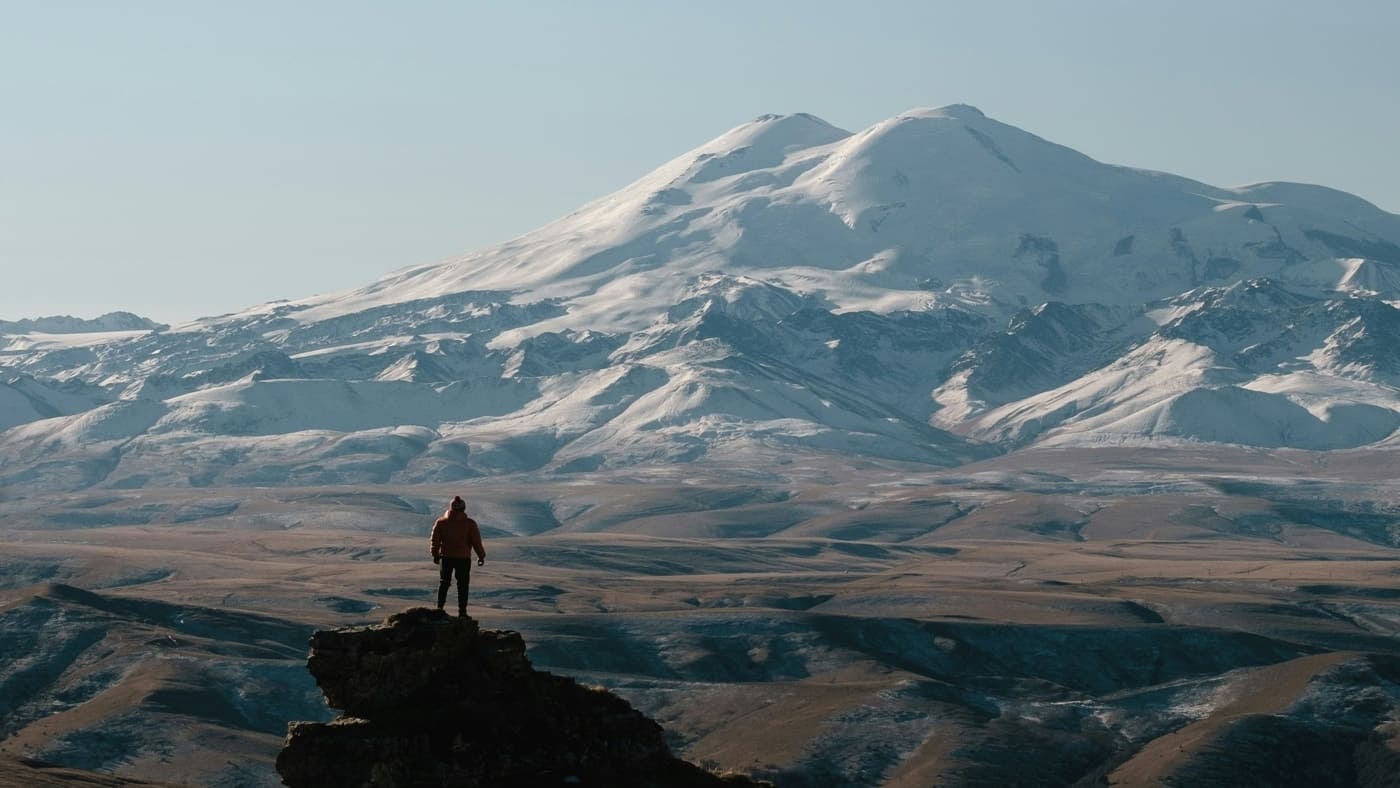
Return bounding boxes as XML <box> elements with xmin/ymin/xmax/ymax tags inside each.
<box><xmin>2</xmin><ymin>106</ymin><xmax>1399</xmax><ymax>488</ymax></box>
<box><xmin>266</xmin><ymin>104</ymin><xmax>1400</xmax><ymax>335</ymax></box>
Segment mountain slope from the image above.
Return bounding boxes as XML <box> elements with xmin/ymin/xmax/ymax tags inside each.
<box><xmin>0</xmin><ymin>584</ymin><xmax>326</xmax><ymax>787</ymax></box>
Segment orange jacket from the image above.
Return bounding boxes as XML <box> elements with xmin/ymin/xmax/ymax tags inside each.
<box><xmin>430</xmin><ymin>511</ymin><xmax>485</xmax><ymax>560</ymax></box>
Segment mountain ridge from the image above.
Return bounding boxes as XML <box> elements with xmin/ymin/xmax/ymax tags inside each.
<box><xmin>0</xmin><ymin>312</ymin><xmax>165</xmax><ymax>335</ymax></box>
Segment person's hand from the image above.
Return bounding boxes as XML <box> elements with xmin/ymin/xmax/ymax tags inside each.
<box><xmin>477</xmin><ymin>558</ymin><xmax>484</xmax><ymax>567</ymax></box>
<box><xmin>432</xmin><ymin>555</ymin><xmax>440</xmax><ymax>565</ymax></box>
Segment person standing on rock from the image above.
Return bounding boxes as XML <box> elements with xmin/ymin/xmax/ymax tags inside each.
<box><xmin>430</xmin><ymin>495</ymin><xmax>486</xmax><ymax>616</ymax></box>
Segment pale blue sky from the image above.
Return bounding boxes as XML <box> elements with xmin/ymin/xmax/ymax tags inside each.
<box><xmin>3</xmin><ymin>1</ymin><xmax>1398</xmax><ymax>323</ymax></box>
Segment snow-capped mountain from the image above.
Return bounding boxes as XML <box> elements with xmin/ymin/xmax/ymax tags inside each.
<box><xmin>3</xmin><ymin>106</ymin><xmax>1398</xmax><ymax>490</ymax></box>
<box><xmin>233</xmin><ymin>104</ymin><xmax>1400</xmax><ymax>330</ymax></box>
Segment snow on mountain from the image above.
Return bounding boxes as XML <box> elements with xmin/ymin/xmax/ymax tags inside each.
<box><xmin>931</xmin><ymin>301</ymin><xmax>1146</xmax><ymax>425</ymax></box>
<box><xmin>154</xmin><ymin>377</ymin><xmax>535</xmax><ymax>436</ymax></box>
<box><xmin>964</xmin><ymin>335</ymin><xmax>1399</xmax><ymax>450</ymax></box>
<box><xmin>951</xmin><ymin>284</ymin><xmax>1400</xmax><ymax>449</ymax></box>
<box><xmin>0</xmin><ymin>374</ymin><xmax>116</xmax><ymax>432</ymax></box>
<box><xmin>2</xmin><ymin>105</ymin><xmax>1399</xmax><ymax>490</ymax></box>
<box><xmin>0</xmin><ymin>329</ymin><xmax>157</xmax><ymax>356</ymax></box>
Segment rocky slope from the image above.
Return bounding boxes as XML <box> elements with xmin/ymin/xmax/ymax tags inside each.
<box><xmin>277</xmin><ymin>608</ymin><xmax>761</xmax><ymax>787</ymax></box>
<box><xmin>0</xmin><ymin>583</ymin><xmax>327</xmax><ymax>787</ymax></box>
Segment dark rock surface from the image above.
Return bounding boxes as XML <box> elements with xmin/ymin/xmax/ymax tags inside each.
<box><xmin>277</xmin><ymin>608</ymin><xmax>762</xmax><ymax>787</ymax></box>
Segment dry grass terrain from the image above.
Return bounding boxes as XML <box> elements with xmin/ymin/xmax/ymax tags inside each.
<box><xmin>2</xmin><ymin>447</ymin><xmax>1399</xmax><ymax>786</ymax></box>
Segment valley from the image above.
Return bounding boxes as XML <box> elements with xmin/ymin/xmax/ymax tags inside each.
<box><xmin>3</xmin><ymin>449</ymin><xmax>1398</xmax><ymax>786</ymax></box>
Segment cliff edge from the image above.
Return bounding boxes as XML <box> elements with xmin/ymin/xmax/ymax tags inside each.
<box><xmin>277</xmin><ymin>608</ymin><xmax>761</xmax><ymax>787</ymax></box>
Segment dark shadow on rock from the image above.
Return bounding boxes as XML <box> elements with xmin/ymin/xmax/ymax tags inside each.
<box><xmin>277</xmin><ymin>607</ymin><xmax>766</xmax><ymax>787</ymax></box>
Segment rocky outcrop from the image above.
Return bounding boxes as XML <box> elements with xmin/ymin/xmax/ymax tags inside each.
<box><xmin>277</xmin><ymin>608</ymin><xmax>761</xmax><ymax>787</ymax></box>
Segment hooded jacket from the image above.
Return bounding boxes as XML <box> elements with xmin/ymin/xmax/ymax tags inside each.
<box><xmin>430</xmin><ymin>510</ymin><xmax>486</xmax><ymax>561</ymax></box>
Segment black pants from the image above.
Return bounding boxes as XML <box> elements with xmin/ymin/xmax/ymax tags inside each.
<box><xmin>437</xmin><ymin>558</ymin><xmax>472</xmax><ymax>612</ymax></box>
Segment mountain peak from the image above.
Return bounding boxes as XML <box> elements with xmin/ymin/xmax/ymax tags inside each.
<box><xmin>901</xmin><ymin>103</ymin><xmax>988</xmax><ymax>121</ymax></box>
<box><xmin>750</xmin><ymin>110</ymin><xmax>835</xmax><ymax>126</ymax></box>
<box><xmin>686</xmin><ymin>112</ymin><xmax>850</xmax><ymax>172</ymax></box>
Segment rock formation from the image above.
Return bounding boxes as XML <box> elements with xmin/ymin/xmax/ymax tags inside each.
<box><xmin>277</xmin><ymin>608</ymin><xmax>761</xmax><ymax>787</ymax></box>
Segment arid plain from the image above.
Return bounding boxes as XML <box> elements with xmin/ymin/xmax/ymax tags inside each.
<box><xmin>3</xmin><ymin>446</ymin><xmax>1398</xmax><ymax>787</ymax></box>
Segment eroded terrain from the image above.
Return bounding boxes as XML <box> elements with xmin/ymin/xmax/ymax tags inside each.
<box><xmin>2</xmin><ymin>447</ymin><xmax>1399</xmax><ymax>786</ymax></box>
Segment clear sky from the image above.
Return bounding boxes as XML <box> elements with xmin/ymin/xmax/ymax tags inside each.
<box><xmin>4</xmin><ymin>0</ymin><xmax>1398</xmax><ymax>324</ymax></box>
